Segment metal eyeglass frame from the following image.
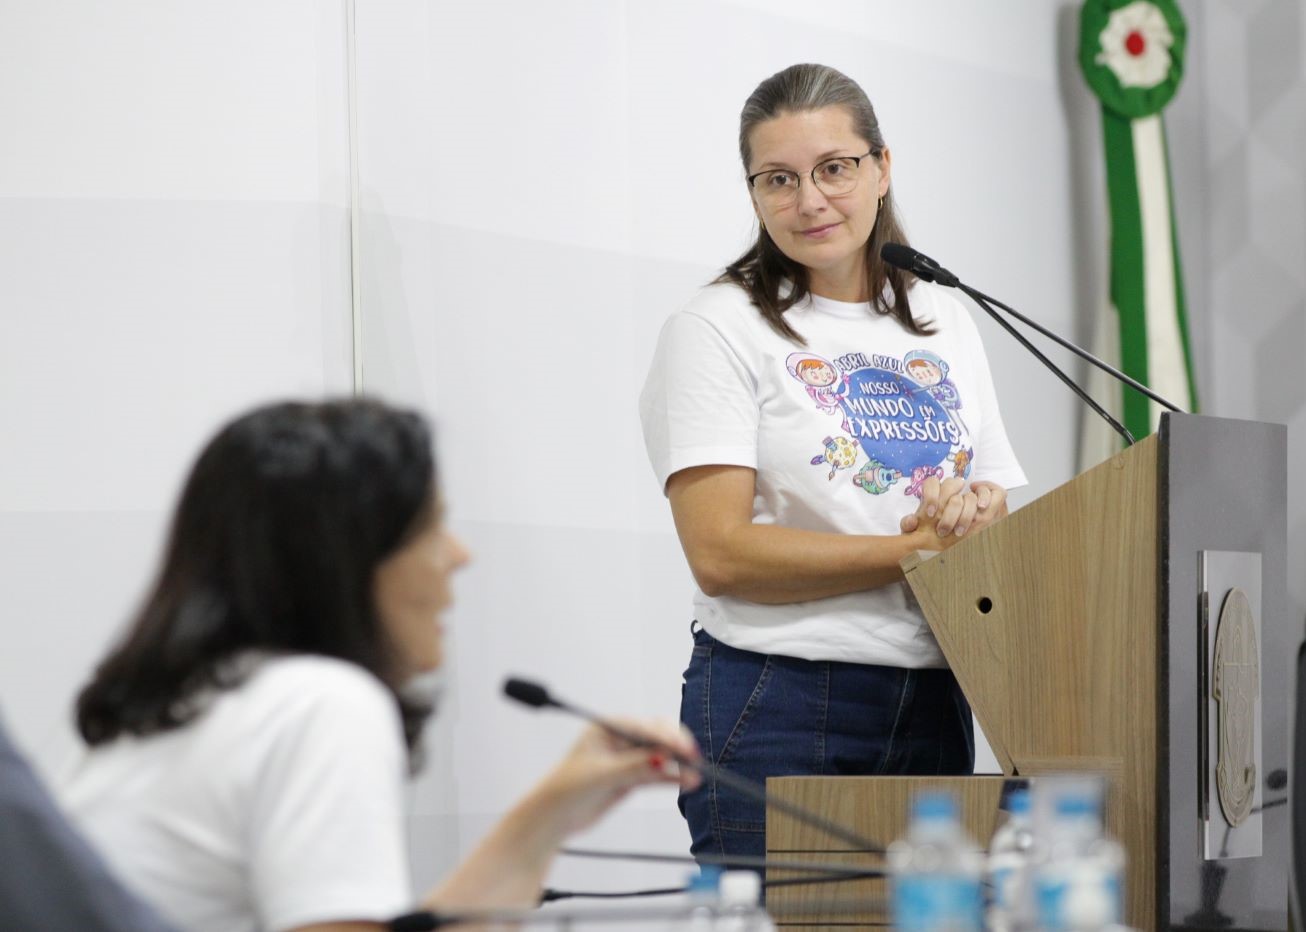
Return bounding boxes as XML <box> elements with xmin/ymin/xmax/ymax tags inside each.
<box><xmin>746</xmin><ymin>150</ymin><xmax>877</xmax><ymax>202</ymax></box>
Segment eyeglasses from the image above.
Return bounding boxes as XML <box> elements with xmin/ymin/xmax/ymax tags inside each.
<box><xmin>747</xmin><ymin>151</ymin><xmax>876</xmax><ymax>208</ymax></box>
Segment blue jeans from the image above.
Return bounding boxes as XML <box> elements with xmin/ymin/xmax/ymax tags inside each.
<box><xmin>678</xmin><ymin>625</ymin><xmax>975</xmax><ymax>862</ymax></box>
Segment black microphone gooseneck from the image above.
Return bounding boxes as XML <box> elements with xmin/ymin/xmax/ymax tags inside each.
<box><xmin>880</xmin><ymin>243</ymin><xmax>1187</xmax><ymax>446</ymax></box>
<box><xmin>963</xmin><ymin>282</ymin><xmax>1182</xmax><ymax>415</ymax></box>
<box><xmin>964</xmin><ymin>288</ymin><xmax>1135</xmax><ymax>447</ymax></box>
<box><xmin>502</xmin><ymin>677</ymin><xmax>884</xmax><ymax>854</ymax></box>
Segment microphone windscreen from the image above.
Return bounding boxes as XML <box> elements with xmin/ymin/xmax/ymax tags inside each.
<box><xmin>879</xmin><ymin>242</ymin><xmax>915</xmax><ymax>271</ymax></box>
<box><xmin>503</xmin><ymin>677</ymin><xmax>553</xmax><ymax>708</ymax></box>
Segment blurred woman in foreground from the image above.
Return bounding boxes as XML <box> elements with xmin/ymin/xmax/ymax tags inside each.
<box><xmin>61</xmin><ymin>398</ymin><xmax>698</xmax><ymax>932</ymax></box>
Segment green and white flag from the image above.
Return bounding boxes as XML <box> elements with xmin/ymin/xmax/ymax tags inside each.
<box><xmin>1078</xmin><ymin>0</ymin><xmax>1196</xmax><ymax>467</ymax></box>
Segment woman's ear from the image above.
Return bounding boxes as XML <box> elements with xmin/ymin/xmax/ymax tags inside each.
<box><xmin>876</xmin><ymin>147</ymin><xmax>893</xmax><ymax>197</ymax></box>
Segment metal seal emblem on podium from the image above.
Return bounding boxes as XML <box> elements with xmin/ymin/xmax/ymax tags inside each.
<box><xmin>1211</xmin><ymin>587</ymin><xmax>1258</xmax><ymax>827</ymax></box>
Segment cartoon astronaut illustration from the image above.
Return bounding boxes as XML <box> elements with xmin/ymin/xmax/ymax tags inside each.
<box><xmin>904</xmin><ymin>349</ymin><xmax>968</xmax><ymax>436</ymax></box>
<box><xmin>786</xmin><ymin>352</ymin><xmax>849</xmax><ymax>416</ymax></box>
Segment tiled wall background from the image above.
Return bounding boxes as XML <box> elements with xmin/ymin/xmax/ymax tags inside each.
<box><xmin>1193</xmin><ymin>0</ymin><xmax>1305</xmax><ymax>635</ymax></box>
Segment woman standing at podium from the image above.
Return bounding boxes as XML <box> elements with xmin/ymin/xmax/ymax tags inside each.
<box><xmin>640</xmin><ymin>63</ymin><xmax>1026</xmax><ymax>862</ymax></box>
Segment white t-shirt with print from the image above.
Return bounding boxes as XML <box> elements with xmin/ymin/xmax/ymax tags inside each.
<box><xmin>58</xmin><ymin>655</ymin><xmax>414</xmax><ymax>932</ymax></box>
<box><xmin>640</xmin><ymin>280</ymin><xmax>1027</xmax><ymax>668</ymax></box>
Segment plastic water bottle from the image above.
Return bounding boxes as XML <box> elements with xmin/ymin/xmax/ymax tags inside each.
<box><xmin>1033</xmin><ymin>787</ymin><xmax>1125</xmax><ymax>930</ymax></box>
<box><xmin>986</xmin><ymin>788</ymin><xmax>1037</xmax><ymax>931</ymax></box>
<box><xmin>888</xmin><ymin>790</ymin><xmax>984</xmax><ymax>931</ymax></box>
<box><xmin>715</xmin><ymin>870</ymin><xmax>776</xmax><ymax>932</ymax></box>
<box><xmin>683</xmin><ymin>865</ymin><xmax>722</xmax><ymax>932</ymax></box>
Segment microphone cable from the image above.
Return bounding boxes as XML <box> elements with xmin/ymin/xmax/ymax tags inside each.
<box><xmin>560</xmin><ymin>845</ymin><xmax>882</xmax><ymax>873</ymax></box>
<box><xmin>541</xmin><ymin>845</ymin><xmax>883</xmax><ymax>903</ymax></box>
<box><xmin>539</xmin><ymin>868</ymin><xmax>883</xmax><ymax>902</ymax></box>
<box><xmin>540</xmin><ymin>884</ymin><xmax>685</xmax><ymax>902</ymax></box>
<box><xmin>390</xmin><ymin>893</ymin><xmax>890</xmax><ymax>929</ymax></box>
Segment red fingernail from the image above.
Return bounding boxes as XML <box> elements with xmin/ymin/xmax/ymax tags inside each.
<box><xmin>648</xmin><ymin>754</ymin><xmax>666</xmax><ymax>771</ymax></box>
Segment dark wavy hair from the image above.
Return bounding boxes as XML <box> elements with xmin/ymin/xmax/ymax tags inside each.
<box><xmin>717</xmin><ymin>63</ymin><xmax>932</xmax><ymax>343</ymax></box>
<box><xmin>75</xmin><ymin>398</ymin><xmax>437</xmax><ymax>763</ymax></box>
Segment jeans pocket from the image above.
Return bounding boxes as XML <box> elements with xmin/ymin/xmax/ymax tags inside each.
<box><xmin>680</xmin><ymin>637</ymin><xmax>712</xmax><ymax>761</ymax></box>
<box><xmin>706</xmin><ymin>647</ymin><xmax>780</xmax><ymax>834</ymax></box>
<box><xmin>708</xmin><ymin>649</ymin><xmax>774</xmax><ymax>770</ymax></box>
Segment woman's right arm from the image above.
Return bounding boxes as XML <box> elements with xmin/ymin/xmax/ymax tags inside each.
<box><xmin>667</xmin><ymin>463</ymin><xmax>963</xmax><ymax>605</ymax></box>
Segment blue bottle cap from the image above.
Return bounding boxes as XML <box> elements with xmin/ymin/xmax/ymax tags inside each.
<box><xmin>687</xmin><ymin>864</ymin><xmax>722</xmax><ymax>895</ymax></box>
<box><xmin>912</xmin><ymin>790</ymin><xmax>958</xmax><ymax>821</ymax></box>
<box><xmin>1054</xmin><ymin>794</ymin><xmax>1097</xmax><ymax>817</ymax></box>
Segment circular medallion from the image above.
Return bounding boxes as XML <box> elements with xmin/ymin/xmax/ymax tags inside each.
<box><xmin>1211</xmin><ymin>587</ymin><xmax>1259</xmax><ymax>827</ymax></box>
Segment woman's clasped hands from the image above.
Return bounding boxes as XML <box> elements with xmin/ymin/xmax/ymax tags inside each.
<box><xmin>899</xmin><ymin>476</ymin><xmax>1009</xmax><ymax>546</ymax></box>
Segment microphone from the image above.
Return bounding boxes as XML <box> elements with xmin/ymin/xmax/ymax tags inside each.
<box><xmin>881</xmin><ymin>242</ymin><xmax>959</xmax><ymax>288</ymax></box>
<box><xmin>880</xmin><ymin>242</ymin><xmax>1186</xmax><ymax>446</ymax></box>
<box><xmin>503</xmin><ymin>677</ymin><xmax>554</xmax><ymax>709</ymax></box>
<box><xmin>502</xmin><ymin>676</ymin><xmax>885</xmax><ymax>854</ymax></box>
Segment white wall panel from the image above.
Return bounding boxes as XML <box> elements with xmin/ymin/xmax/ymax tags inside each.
<box><xmin>0</xmin><ymin>2</ymin><xmax>344</xmax><ymax>204</ymax></box>
<box><xmin>0</xmin><ymin>2</ymin><xmax>354</xmax><ymax>783</ymax></box>
<box><xmin>723</xmin><ymin>0</ymin><xmax>1060</xmax><ymax>83</ymax></box>
<box><xmin>0</xmin><ymin>511</ymin><xmax>167</xmax><ymax>768</ymax></box>
<box><xmin>0</xmin><ymin>199</ymin><xmax>350</xmax><ymax>513</ymax></box>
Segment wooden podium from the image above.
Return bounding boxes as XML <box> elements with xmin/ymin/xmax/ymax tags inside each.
<box><xmin>766</xmin><ymin>414</ymin><xmax>1290</xmax><ymax>930</ymax></box>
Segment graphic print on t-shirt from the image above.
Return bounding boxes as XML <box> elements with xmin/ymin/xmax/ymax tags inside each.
<box><xmin>788</xmin><ymin>349</ymin><xmax>974</xmax><ymax>498</ymax></box>
<box><xmin>784</xmin><ymin>352</ymin><xmax>850</xmax><ymax>415</ymax></box>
